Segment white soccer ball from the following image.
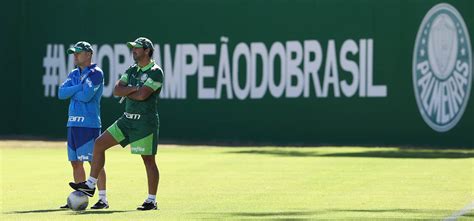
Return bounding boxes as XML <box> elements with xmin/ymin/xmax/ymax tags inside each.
<box><xmin>67</xmin><ymin>191</ymin><xmax>89</xmax><ymax>211</ymax></box>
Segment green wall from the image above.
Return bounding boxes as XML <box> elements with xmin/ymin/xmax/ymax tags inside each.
<box><xmin>2</xmin><ymin>0</ymin><xmax>473</xmax><ymax>147</ymax></box>
<box><xmin>0</xmin><ymin>0</ymin><xmax>23</xmax><ymax>134</ymax></box>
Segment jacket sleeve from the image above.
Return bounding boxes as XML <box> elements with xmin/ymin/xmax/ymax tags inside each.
<box><xmin>58</xmin><ymin>73</ymin><xmax>82</xmax><ymax>100</ymax></box>
<box><xmin>72</xmin><ymin>71</ymin><xmax>104</xmax><ymax>102</ymax></box>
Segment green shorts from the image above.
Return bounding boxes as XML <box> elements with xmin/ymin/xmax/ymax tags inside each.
<box><xmin>106</xmin><ymin>114</ymin><xmax>159</xmax><ymax>155</ymax></box>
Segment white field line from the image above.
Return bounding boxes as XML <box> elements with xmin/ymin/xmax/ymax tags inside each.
<box><xmin>443</xmin><ymin>201</ymin><xmax>474</xmax><ymax>221</ymax></box>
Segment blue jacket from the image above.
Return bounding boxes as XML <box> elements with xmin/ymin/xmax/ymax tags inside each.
<box><xmin>58</xmin><ymin>64</ymin><xmax>104</xmax><ymax>128</ymax></box>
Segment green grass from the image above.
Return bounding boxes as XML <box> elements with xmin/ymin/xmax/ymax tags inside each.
<box><xmin>1</xmin><ymin>140</ymin><xmax>473</xmax><ymax>220</ymax></box>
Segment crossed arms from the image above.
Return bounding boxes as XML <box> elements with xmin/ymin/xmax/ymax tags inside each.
<box><xmin>113</xmin><ymin>80</ymin><xmax>154</xmax><ymax>101</ymax></box>
<box><xmin>58</xmin><ymin>78</ymin><xmax>99</xmax><ymax>102</ymax></box>
<box><xmin>58</xmin><ymin>76</ymin><xmax>154</xmax><ymax>102</ymax></box>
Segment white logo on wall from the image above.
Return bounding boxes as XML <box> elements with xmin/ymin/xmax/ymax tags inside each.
<box><xmin>413</xmin><ymin>3</ymin><xmax>472</xmax><ymax>132</ymax></box>
<box><xmin>43</xmin><ymin>39</ymin><xmax>387</xmax><ymax>100</ymax></box>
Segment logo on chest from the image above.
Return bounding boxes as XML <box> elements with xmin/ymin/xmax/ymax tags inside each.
<box><xmin>132</xmin><ymin>73</ymin><xmax>148</xmax><ymax>86</ymax></box>
<box><xmin>140</xmin><ymin>73</ymin><xmax>148</xmax><ymax>83</ymax></box>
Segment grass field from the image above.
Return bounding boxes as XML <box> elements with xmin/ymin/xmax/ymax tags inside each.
<box><xmin>1</xmin><ymin>140</ymin><xmax>473</xmax><ymax>220</ymax></box>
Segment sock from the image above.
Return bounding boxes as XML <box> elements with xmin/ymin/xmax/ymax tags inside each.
<box><xmin>85</xmin><ymin>176</ymin><xmax>97</xmax><ymax>189</ymax></box>
<box><xmin>146</xmin><ymin>194</ymin><xmax>156</xmax><ymax>203</ymax></box>
<box><xmin>99</xmin><ymin>190</ymin><xmax>107</xmax><ymax>203</ymax></box>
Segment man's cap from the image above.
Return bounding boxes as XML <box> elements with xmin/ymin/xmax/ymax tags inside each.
<box><xmin>127</xmin><ymin>37</ymin><xmax>154</xmax><ymax>49</ymax></box>
<box><xmin>67</xmin><ymin>41</ymin><xmax>93</xmax><ymax>54</ymax></box>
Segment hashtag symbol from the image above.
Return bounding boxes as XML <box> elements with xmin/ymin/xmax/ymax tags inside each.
<box><xmin>42</xmin><ymin>44</ymin><xmax>61</xmax><ymax>97</ymax></box>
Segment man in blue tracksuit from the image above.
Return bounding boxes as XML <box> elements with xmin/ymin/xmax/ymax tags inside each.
<box><xmin>58</xmin><ymin>41</ymin><xmax>109</xmax><ymax>209</ymax></box>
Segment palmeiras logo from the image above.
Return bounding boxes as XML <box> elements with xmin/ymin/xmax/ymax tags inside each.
<box><xmin>413</xmin><ymin>3</ymin><xmax>472</xmax><ymax>132</ymax></box>
<box><xmin>141</xmin><ymin>73</ymin><xmax>148</xmax><ymax>82</ymax></box>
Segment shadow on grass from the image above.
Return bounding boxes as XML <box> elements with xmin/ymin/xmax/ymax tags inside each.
<box><xmin>69</xmin><ymin>210</ymin><xmax>135</xmax><ymax>215</ymax></box>
<box><xmin>5</xmin><ymin>209</ymin><xmax>134</xmax><ymax>215</ymax></box>
<box><xmin>6</xmin><ymin>209</ymin><xmax>65</xmax><ymax>214</ymax></box>
<box><xmin>230</xmin><ymin>211</ymin><xmax>319</xmax><ymax>217</ymax></box>
<box><xmin>227</xmin><ymin>149</ymin><xmax>474</xmax><ymax>159</ymax></box>
<box><xmin>195</xmin><ymin>209</ymin><xmax>458</xmax><ymax>219</ymax></box>
<box><xmin>192</xmin><ymin>210</ymin><xmax>321</xmax><ymax>220</ymax></box>
<box><xmin>331</xmin><ymin>208</ymin><xmax>456</xmax><ymax>214</ymax></box>
<box><xmin>463</xmin><ymin>212</ymin><xmax>474</xmax><ymax>217</ymax></box>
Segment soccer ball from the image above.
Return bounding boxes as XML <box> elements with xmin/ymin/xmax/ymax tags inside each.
<box><xmin>67</xmin><ymin>191</ymin><xmax>89</xmax><ymax>211</ymax></box>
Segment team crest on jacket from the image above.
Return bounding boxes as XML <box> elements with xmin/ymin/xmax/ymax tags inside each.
<box><xmin>413</xmin><ymin>3</ymin><xmax>472</xmax><ymax>132</ymax></box>
<box><xmin>141</xmin><ymin>74</ymin><xmax>148</xmax><ymax>82</ymax></box>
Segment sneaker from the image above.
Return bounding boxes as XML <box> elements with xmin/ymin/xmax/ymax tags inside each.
<box><xmin>91</xmin><ymin>199</ymin><xmax>109</xmax><ymax>209</ymax></box>
<box><xmin>69</xmin><ymin>181</ymin><xmax>96</xmax><ymax>197</ymax></box>
<box><xmin>137</xmin><ymin>201</ymin><xmax>158</xmax><ymax>210</ymax></box>
<box><xmin>59</xmin><ymin>204</ymin><xmax>69</xmax><ymax>209</ymax></box>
